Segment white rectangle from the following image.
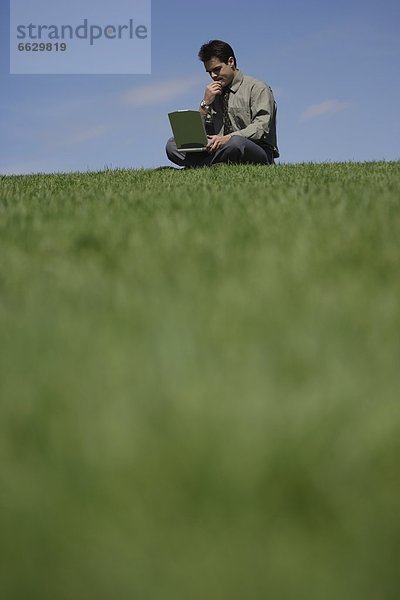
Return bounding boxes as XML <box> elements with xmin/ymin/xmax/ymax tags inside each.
<box><xmin>10</xmin><ymin>0</ymin><xmax>151</xmax><ymax>74</ymax></box>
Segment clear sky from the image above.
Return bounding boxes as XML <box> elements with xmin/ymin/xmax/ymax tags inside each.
<box><xmin>1</xmin><ymin>0</ymin><xmax>399</xmax><ymax>174</ymax></box>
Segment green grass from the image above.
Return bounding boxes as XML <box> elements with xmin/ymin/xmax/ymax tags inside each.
<box><xmin>1</xmin><ymin>162</ymin><xmax>399</xmax><ymax>599</ymax></box>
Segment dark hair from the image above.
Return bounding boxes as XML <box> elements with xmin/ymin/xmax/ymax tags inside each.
<box><xmin>198</xmin><ymin>40</ymin><xmax>237</xmax><ymax>68</ymax></box>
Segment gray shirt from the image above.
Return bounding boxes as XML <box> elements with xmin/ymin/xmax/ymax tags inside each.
<box><xmin>206</xmin><ymin>69</ymin><xmax>279</xmax><ymax>158</ymax></box>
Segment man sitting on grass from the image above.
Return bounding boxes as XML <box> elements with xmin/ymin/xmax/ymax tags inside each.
<box><xmin>166</xmin><ymin>39</ymin><xmax>279</xmax><ymax>168</ymax></box>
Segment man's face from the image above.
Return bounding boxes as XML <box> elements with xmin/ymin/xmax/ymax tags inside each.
<box><xmin>204</xmin><ymin>56</ymin><xmax>236</xmax><ymax>88</ymax></box>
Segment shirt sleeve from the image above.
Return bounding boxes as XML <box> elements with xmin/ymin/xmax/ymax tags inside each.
<box><xmin>230</xmin><ymin>83</ymin><xmax>275</xmax><ymax>142</ymax></box>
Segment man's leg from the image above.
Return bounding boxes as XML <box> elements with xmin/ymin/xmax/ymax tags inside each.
<box><xmin>210</xmin><ymin>136</ymin><xmax>274</xmax><ymax>165</ymax></box>
<box><xmin>166</xmin><ymin>136</ymin><xmax>274</xmax><ymax>168</ymax></box>
<box><xmin>166</xmin><ymin>137</ymin><xmax>211</xmax><ymax>168</ymax></box>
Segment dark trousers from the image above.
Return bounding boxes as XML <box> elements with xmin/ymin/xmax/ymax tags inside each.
<box><xmin>166</xmin><ymin>136</ymin><xmax>275</xmax><ymax>168</ymax></box>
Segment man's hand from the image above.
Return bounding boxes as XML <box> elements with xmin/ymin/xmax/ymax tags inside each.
<box><xmin>203</xmin><ymin>81</ymin><xmax>223</xmax><ymax>105</ymax></box>
<box><xmin>206</xmin><ymin>134</ymin><xmax>232</xmax><ymax>153</ymax></box>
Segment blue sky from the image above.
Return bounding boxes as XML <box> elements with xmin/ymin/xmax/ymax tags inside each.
<box><xmin>1</xmin><ymin>0</ymin><xmax>399</xmax><ymax>174</ymax></box>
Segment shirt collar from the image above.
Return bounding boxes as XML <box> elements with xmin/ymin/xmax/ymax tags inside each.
<box><xmin>229</xmin><ymin>69</ymin><xmax>244</xmax><ymax>93</ymax></box>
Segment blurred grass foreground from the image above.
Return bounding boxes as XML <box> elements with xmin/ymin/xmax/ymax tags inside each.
<box><xmin>1</xmin><ymin>162</ymin><xmax>400</xmax><ymax>599</ymax></box>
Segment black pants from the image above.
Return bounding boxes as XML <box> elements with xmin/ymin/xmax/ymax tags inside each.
<box><xmin>166</xmin><ymin>136</ymin><xmax>275</xmax><ymax>168</ymax></box>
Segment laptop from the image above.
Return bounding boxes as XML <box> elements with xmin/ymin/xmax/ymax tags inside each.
<box><xmin>168</xmin><ymin>110</ymin><xmax>208</xmax><ymax>153</ymax></box>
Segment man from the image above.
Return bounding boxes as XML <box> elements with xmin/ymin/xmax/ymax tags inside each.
<box><xmin>166</xmin><ymin>39</ymin><xmax>279</xmax><ymax>168</ymax></box>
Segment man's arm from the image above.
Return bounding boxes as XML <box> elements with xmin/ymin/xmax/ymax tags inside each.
<box><xmin>206</xmin><ymin>134</ymin><xmax>232</xmax><ymax>153</ymax></box>
<box><xmin>199</xmin><ymin>81</ymin><xmax>223</xmax><ymax>114</ymax></box>
<box><xmin>199</xmin><ymin>102</ymin><xmax>210</xmax><ymax>118</ymax></box>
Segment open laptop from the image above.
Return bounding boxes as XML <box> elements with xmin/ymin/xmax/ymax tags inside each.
<box><xmin>168</xmin><ymin>110</ymin><xmax>208</xmax><ymax>153</ymax></box>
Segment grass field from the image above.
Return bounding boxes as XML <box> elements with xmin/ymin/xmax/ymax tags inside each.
<box><xmin>1</xmin><ymin>161</ymin><xmax>400</xmax><ymax>599</ymax></box>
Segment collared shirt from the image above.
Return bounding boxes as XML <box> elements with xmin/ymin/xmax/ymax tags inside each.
<box><xmin>206</xmin><ymin>70</ymin><xmax>279</xmax><ymax>158</ymax></box>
